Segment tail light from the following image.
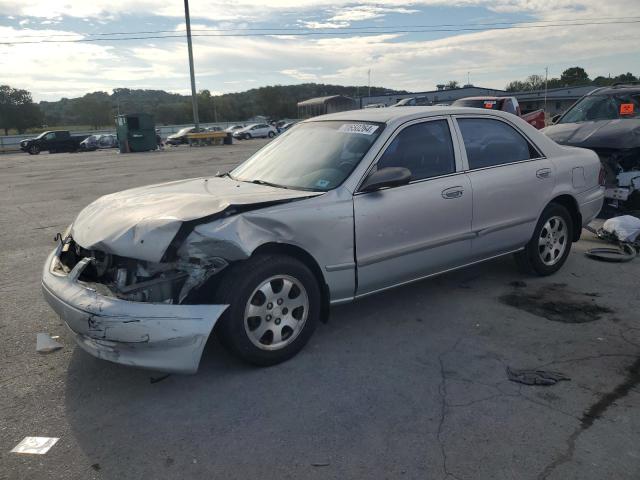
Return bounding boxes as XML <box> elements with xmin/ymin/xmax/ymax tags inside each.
<box><xmin>598</xmin><ymin>166</ymin><xmax>606</xmax><ymax>186</ymax></box>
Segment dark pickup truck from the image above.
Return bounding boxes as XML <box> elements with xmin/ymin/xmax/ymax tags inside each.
<box><xmin>20</xmin><ymin>130</ymin><xmax>89</xmax><ymax>155</ymax></box>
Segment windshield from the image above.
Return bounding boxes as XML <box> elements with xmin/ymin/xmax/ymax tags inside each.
<box><xmin>175</xmin><ymin>127</ymin><xmax>193</xmax><ymax>136</ymax></box>
<box><xmin>560</xmin><ymin>93</ymin><xmax>640</xmax><ymax>123</ymax></box>
<box><xmin>231</xmin><ymin>120</ymin><xmax>384</xmax><ymax>191</ymax></box>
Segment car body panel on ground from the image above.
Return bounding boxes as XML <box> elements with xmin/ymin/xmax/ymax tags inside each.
<box><xmin>42</xmin><ymin>106</ymin><xmax>604</xmax><ymax>372</ymax></box>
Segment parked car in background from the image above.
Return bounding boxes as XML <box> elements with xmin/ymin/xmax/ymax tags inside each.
<box><xmin>206</xmin><ymin>126</ymin><xmax>223</xmax><ymax>132</ymax></box>
<box><xmin>224</xmin><ymin>125</ymin><xmax>245</xmax><ymax>133</ymax></box>
<box><xmin>166</xmin><ymin>127</ymin><xmax>205</xmax><ymax>145</ymax></box>
<box><xmin>392</xmin><ymin>96</ymin><xmax>430</xmax><ymax>107</ymax></box>
<box><xmin>80</xmin><ymin>134</ymin><xmax>118</xmax><ymax>151</ymax></box>
<box><xmin>280</xmin><ymin>122</ymin><xmax>297</xmax><ymax>132</ymax></box>
<box><xmin>452</xmin><ymin>97</ymin><xmax>546</xmax><ymax>129</ymax></box>
<box><xmin>233</xmin><ymin>123</ymin><xmax>277</xmax><ymax>140</ymax></box>
<box><xmin>20</xmin><ymin>130</ymin><xmax>89</xmax><ymax>155</ymax></box>
<box><xmin>42</xmin><ymin>106</ymin><xmax>603</xmax><ymax>374</ymax></box>
<box><xmin>542</xmin><ymin>83</ymin><xmax>640</xmax><ymax>209</ymax></box>
<box><xmin>364</xmin><ymin>103</ymin><xmax>387</xmax><ymax>109</ymax></box>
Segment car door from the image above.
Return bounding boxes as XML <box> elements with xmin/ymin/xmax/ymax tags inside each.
<box><xmin>453</xmin><ymin>116</ymin><xmax>555</xmax><ymax>259</ymax></box>
<box><xmin>353</xmin><ymin>117</ymin><xmax>474</xmax><ymax>296</ymax></box>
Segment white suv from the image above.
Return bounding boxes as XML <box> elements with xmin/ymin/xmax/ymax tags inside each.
<box><xmin>233</xmin><ymin>124</ymin><xmax>277</xmax><ymax>140</ymax></box>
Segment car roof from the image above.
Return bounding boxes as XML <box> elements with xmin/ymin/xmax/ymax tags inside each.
<box><xmin>305</xmin><ymin>106</ymin><xmax>515</xmax><ymax>124</ymax></box>
<box><xmin>589</xmin><ymin>84</ymin><xmax>640</xmax><ymax>96</ymax></box>
<box><xmin>453</xmin><ymin>96</ymin><xmax>505</xmax><ymax>101</ymax></box>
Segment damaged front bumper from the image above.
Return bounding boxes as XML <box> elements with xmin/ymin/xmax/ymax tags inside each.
<box><xmin>41</xmin><ymin>245</ymin><xmax>227</xmax><ymax>374</ymax></box>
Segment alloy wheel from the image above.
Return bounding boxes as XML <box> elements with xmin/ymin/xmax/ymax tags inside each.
<box><xmin>538</xmin><ymin>216</ymin><xmax>568</xmax><ymax>266</ymax></box>
<box><xmin>243</xmin><ymin>275</ymin><xmax>309</xmax><ymax>351</ymax></box>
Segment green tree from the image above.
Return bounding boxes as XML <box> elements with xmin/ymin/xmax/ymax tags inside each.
<box><xmin>445</xmin><ymin>80</ymin><xmax>460</xmax><ymax>89</ymax></box>
<box><xmin>72</xmin><ymin>92</ymin><xmax>113</xmax><ymax>129</ymax></box>
<box><xmin>0</xmin><ymin>85</ymin><xmax>42</xmax><ymax>135</ymax></box>
<box><xmin>560</xmin><ymin>67</ymin><xmax>589</xmax><ymax>86</ymax></box>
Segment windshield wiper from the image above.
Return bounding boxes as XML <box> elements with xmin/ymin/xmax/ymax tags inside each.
<box><xmin>249</xmin><ymin>179</ymin><xmax>290</xmax><ymax>189</ymax></box>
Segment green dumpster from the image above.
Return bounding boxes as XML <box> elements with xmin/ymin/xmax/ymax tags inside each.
<box><xmin>115</xmin><ymin>113</ymin><xmax>157</xmax><ymax>153</ymax></box>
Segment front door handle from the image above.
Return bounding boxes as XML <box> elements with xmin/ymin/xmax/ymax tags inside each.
<box><xmin>536</xmin><ymin>168</ymin><xmax>552</xmax><ymax>179</ymax></box>
<box><xmin>442</xmin><ymin>186</ymin><xmax>464</xmax><ymax>199</ymax></box>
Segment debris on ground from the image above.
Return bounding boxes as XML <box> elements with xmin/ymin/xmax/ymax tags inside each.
<box><xmin>36</xmin><ymin>333</ymin><xmax>62</xmax><ymax>353</ymax></box>
<box><xmin>500</xmin><ymin>283</ymin><xmax>613</xmax><ymax>323</ymax></box>
<box><xmin>506</xmin><ymin>367</ymin><xmax>570</xmax><ymax>386</ymax></box>
<box><xmin>584</xmin><ymin>216</ymin><xmax>640</xmax><ymax>262</ymax></box>
<box><xmin>150</xmin><ymin>373</ymin><xmax>171</xmax><ymax>384</ymax></box>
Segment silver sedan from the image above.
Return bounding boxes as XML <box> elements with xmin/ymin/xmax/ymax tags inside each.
<box><xmin>42</xmin><ymin>107</ymin><xmax>604</xmax><ymax>373</ymax></box>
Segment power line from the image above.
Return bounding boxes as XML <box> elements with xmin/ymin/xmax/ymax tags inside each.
<box><xmin>1</xmin><ymin>19</ymin><xmax>639</xmax><ymax>45</ymax></box>
<box><xmin>4</xmin><ymin>16</ymin><xmax>640</xmax><ymax>39</ymax></box>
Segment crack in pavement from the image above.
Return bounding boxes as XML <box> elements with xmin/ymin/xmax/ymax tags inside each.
<box><xmin>537</xmin><ymin>356</ymin><xmax>640</xmax><ymax>480</ymax></box>
<box><xmin>436</xmin><ymin>338</ymin><xmax>465</xmax><ymax>480</ymax></box>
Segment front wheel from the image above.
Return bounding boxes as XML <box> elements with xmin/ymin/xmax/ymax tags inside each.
<box><xmin>268</xmin><ymin>131</ymin><xmax>275</xmax><ymax>138</ymax></box>
<box><xmin>244</xmin><ymin>133</ymin><xmax>252</xmax><ymax>140</ymax></box>
<box><xmin>214</xmin><ymin>254</ymin><xmax>320</xmax><ymax>366</ymax></box>
<box><xmin>514</xmin><ymin>203</ymin><xmax>573</xmax><ymax>276</ymax></box>
<box><xmin>28</xmin><ymin>145</ymin><xmax>40</xmax><ymax>155</ymax></box>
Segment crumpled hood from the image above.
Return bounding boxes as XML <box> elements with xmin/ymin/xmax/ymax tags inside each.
<box><xmin>542</xmin><ymin>119</ymin><xmax>640</xmax><ymax>150</ymax></box>
<box><xmin>71</xmin><ymin>176</ymin><xmax>321</xmax><ymax>262</ymax></box>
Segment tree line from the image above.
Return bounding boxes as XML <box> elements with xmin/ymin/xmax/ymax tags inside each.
<box><xmin>1</xmin><ymin>67</ymin><xmax>637</xmax><ymax>134</ymax></box>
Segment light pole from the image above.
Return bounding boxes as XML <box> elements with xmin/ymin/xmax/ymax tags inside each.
<box><xmin>184</xmin><ymin>0</ymin><xmax>199</xmax><ymax>130</ymax></box>
<box><xmin>544</xmin><ymin>66</ymin><xmax>549</xmax><ymax>122</ymax></box>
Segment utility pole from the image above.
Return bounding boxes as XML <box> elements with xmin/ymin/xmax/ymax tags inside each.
<box><xmin>184</xmin><ymin>0</ymin><xmax>199</xmax><ymax>130</ymax></box>
<box><xmin>368</xmin><ymin>69</ymin><xmax>371</xmax><ymax>97</ymax></box>
<box><xmin>467</xmin><ymin>71</ymin><xmax>470</xmax><ymax>86</ymax></box>
<box><xmin>544</xmin><ymin>66</ymin><xmax>549</xmax><ymax>120</ymax></box>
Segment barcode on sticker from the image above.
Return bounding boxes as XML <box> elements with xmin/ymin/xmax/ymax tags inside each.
<box><xmin>338</xmin><ymin>124</ymin><xmax>379</xmax><ymax>135</ymax></box>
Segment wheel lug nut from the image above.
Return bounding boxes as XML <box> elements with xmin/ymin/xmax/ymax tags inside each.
<box><xmin>282</xmin><ymin>307</ymin><xmax>288</xmax><ymax>314</ymax></box>
<box><xmin>275</xmin><ymin>318</ymin><xmax>281</xmax><ymax>325</ymax></box>
<box><xmin>267</xmin><ymin>302</ymin><xmax>273</xmax><ymax>309</ymax></box>
<box><xmin>277</xmin><ymin>298</ymin><xmax>283</xmax><ymax>305</ymax></box>
<box><xmin>266</xmin><ymin>314</ymin><xmax>272</xmax><ymax>321</ymax></box>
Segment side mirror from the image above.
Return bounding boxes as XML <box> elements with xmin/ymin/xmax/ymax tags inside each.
<box><xmin>551</xmin><ymin>114</ymin><xmax>561</xmax><ymax>124</ymax></box>
<box><xmin>360</xmin><ymin>167</ymin><xmax>412</xmax><ymax>192</ymax></box>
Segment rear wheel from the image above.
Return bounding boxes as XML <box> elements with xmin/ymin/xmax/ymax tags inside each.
<box><xmin>515</xmin><ymin>203</ymin><xmax>573</xmax><ymax>276</ymax></box>
<box><xmin>214</xmin><ymin>254</ymin><xmax>320</xmax><ymax>365</ymax></box>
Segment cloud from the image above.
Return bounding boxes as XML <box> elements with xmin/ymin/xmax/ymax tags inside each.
<box><xmin>329</xmin><ymin>6</ymin><xmax>419</xmax><ymax>22</ymax></box>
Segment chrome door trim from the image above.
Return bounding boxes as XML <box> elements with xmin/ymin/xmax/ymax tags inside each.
<box><xmin>324</xmin><ymin>262</ymin><xmax>356</xmax><ymax>272</ymax></box>
<box><xmin>474</xmin><ymin>216</ymin><xmax>538</xmax><ymax>237</ymax></box>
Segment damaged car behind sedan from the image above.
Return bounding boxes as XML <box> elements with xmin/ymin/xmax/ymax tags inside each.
<box><xmin>42</xmin><ymin>107</ymin><xmax>604</xmax><ymax>374</ymax></box>
<box><xmin>542</xmin><ymin>83</ymin><xmax>640</xmax><ymax>209</ymax></box>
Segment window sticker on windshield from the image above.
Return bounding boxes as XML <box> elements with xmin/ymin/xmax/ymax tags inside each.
<box><xmin>620</xmin><ymin>103</ymin><xmax>634</xmax><ymax>115</ymax></box>
<box><xmin>315</xmin><ymin>179</ymin><xmax>330</xmax><ymax>188</ymax></box>
<box><xmin>483</xmin><ymin>100</ymin><xmax>496</xmax><ymax>109</ymax></box>
<box><xmin>338</xmin><ymin>123</ymin><xmax>379</xmax><ymax>135</ymax></box>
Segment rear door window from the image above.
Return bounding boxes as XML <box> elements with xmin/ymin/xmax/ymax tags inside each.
<box><xmin>457</xmin><ymin>118</ymin><xmax>539</xmax><ymax>170</ymax></box>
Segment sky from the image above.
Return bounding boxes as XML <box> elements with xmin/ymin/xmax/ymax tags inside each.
<box><xmin>0</xmin><ymin>0</ymin><xmax>638</xmax><ymax>101</ymax></box>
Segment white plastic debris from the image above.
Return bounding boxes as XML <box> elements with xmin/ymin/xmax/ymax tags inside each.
<box><xmin>36</xmin><ymin>333</ymin><xmax>62</xmax><ymax>353</ymax></box>
<box><xmin>11</xmin><ymin>437</ymin><xmax>59</xmax><ymax>454</ymax></box>
<box><xmin>602</xmin><ymin>215</ymin><xmax>640</xmax><ymax>242</ymax></box>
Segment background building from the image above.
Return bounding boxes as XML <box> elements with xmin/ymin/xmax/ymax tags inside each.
<box><xmin>358</xmin><ymin>84</ymin><xmax>598</xmax><ymax>116</ymax></box>
<box><xmin>297</xmin><ymin>95</ymin><xmax>357</xmax><ymax>118</ymax></box>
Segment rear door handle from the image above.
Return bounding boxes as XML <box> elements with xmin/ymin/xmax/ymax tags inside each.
<box><xmin>442</xmin><ymin>186</ymin><xmax>464</xmax><ymax>199</ymax></box>
<box><xmin>536</xmin><ymin>168</ymin><xmax>552</xmax><ymax>179</ymax></box>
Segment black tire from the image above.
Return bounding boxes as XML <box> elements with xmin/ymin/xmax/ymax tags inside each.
<box><xmin>244</xmin><ymin>133</ymin><xmax>251</xmax><ymax>140</ymax></box>
<box><xmin>214</xmin><ymin>254</ymin><xmax>321</xmax><ymax>366</ymax></box>
<box><xmin>514</xmin><ymin>203</ymin><xmax>573</xmax><ymax>276</ymax></box>
<box><xmin>268</xmin><ymin>131</ymin><xmax>275</xmax><ymax>138</ymax></box>
<box><xmin>28</xmin><ymin>145</ymin><xmax>40</xmax><ymax>155</ymax></box>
